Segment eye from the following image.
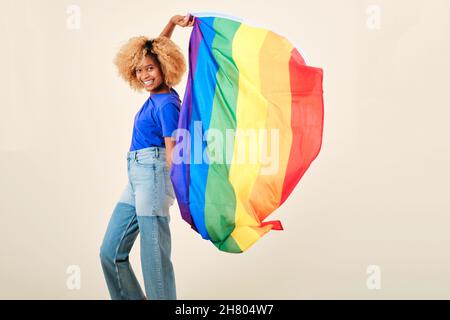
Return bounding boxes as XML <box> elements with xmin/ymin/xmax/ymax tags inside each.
<box><xmin>147</xmin><ymin>66</ymin><xmax>153</xmax><ymax>71</ymax></box>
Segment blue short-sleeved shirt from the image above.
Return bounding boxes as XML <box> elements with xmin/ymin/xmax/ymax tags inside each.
<box><xmin>129</xmin><ymin>88</ymin><xmax>181</xmax><ymax>151</ymax></box>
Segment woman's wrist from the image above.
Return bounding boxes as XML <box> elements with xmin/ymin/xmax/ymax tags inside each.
<box><xmin>170</xmin><ymin>15</ymin><xmax>178</xmax><ymax>25</ymax></box>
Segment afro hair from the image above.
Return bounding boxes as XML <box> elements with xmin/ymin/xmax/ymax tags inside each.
<box><xmin>114</xmin><ymin>35</ymin><xmax>186</xmax><ymax>92</ymax></box>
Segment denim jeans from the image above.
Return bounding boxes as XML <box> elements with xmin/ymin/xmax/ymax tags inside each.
<box><xmin>100</xmin><ymin>146</ymin><xmax>177</xmax><ymax>300</ymax></box>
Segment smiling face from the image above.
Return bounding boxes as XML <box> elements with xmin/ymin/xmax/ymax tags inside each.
<box><xmin>135</xmin><ymin>55</ymin><xmax>170</xmax><ymax>94</ymax></box>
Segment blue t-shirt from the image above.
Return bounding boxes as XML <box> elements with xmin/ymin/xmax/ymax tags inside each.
<box><xmin>129</xmin><ymin>88</ymin><xmax>181</xmax><ymax>151</ymax></box>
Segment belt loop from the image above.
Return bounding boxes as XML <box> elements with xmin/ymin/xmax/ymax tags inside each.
<box><xmin>134</xmin><ymin>152</ymin><xmax>137</xmax><ymax>161</ymax></box>
<box><xmin>156</xmin><ymin>147</ymin><xmax>159</xmax><ymax>158</ymax></box>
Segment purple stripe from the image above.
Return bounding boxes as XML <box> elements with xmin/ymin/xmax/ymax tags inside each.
<box><xmin>170</xmin><ymin>19</ymin><xmax>203</xmax><ymax>231</ymax></box>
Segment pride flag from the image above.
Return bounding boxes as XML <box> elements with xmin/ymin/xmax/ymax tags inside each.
<box><xmin>170</xmin><ymin>13</ymin><xmax>324</xmax><ymax>253</ymax></box>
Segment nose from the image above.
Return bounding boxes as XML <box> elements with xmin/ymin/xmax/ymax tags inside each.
<box><xmin>140</xmin><ymin>69</ymin><xmax>150</xmax><ymax>80</ymax></box>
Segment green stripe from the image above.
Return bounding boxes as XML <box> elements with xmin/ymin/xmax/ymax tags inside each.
<box><xmin>212</xmin><ymin>235</ymin><xmax>242</xmax><ymax>253</ymax></box>
<box><xmin>204</xmin><ymin>17</ymin><xmax>241</xmax><ymax>252</ymax></box>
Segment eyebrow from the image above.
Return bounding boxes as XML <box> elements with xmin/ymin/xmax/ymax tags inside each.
<box><xmin>137</xmin><ymin>64</ymin><xmax>154</xmax><ymax>69</ymax></box>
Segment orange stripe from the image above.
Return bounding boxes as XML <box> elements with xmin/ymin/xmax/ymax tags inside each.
<box><xmin>249</xmin><ymin>31</ymin><xmax>294</xmax><ymax>223</ymax></box>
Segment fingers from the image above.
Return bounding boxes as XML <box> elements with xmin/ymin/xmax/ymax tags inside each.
<box><xmin>174</xmin><ymin>13</ymin><xmax>195</xmax><ymax>27</ymax></box>
<box><xmin>172</xmin><ymin>14</ymin><xmax>183</xmax><ymax>24</ymax></box>
<box><xmin>174</xmin><ymin>15</ymin><xmax>187</xmax><ymax>26</ymax></box>
<box><xmin>186</xmin><ymin>14</ymin><xmax>195</xmax><ymax>27</ymax></box>
<box><xmin>183</xmin><ymin>16</ymin><xmax>190</xmax><ymax>26</ymax></box>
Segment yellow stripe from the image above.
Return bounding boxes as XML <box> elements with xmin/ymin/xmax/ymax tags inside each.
<box><xmin>229</xmin><ymin>24</ymin><xmax>269</xmax><ymax>249</ymax></box>
<box><xmin>231</xmin><ymin>224</ymin><xmax>273</xmax><ymax>252</ymax></box>
<box><xmin>249</xmin><ymin>31</ymin><xmax>294</xmax><ymax>221</ymax></box>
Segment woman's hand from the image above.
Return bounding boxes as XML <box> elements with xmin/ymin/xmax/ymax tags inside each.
<box><xmin>171</xmin><ymin>14</ymin><xmax>195</xmax><ymax>27</ymax></box>
<box><xmin>160</xmin><ymin>14</ymin><xmax>195</xmax><ymax>38</ymax></box>
<box><xmin>164</xmin><ymin>137</ymin><xmax>176</xmax><ymax>170</ymax></box>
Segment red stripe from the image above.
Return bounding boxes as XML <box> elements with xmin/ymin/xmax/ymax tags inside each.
<box><xmin>280</xmin><ymin>49</ymin><xmax>324</xmax><ymax>204</ymax></box>
<box><xmin>261</xmin><ymin>220</ymin><xmax>284</xmax><ymax>231</ymax></box>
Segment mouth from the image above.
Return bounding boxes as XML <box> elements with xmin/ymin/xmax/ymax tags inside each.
<box><xmin>142</xmin><ymin>79</ymin><xmax>155</xmax><ymax>87</ymax></box>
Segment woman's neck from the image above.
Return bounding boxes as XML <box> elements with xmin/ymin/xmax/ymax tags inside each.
<box><xmin>150</xmin><ymin>83</ymin><xmax>171</xmax><ymax>94</ymax></box>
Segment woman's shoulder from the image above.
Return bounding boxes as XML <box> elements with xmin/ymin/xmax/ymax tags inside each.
<box><xmin>159</xmin><ymin>88</ymin><xmax>181</xmax><ymax>108</ymax></box>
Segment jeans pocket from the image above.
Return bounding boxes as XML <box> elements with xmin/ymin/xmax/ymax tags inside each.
<box><xmin>135</xmin><ymin>153</ymin><xmax>158</xmax><ymax>167</ymax></box>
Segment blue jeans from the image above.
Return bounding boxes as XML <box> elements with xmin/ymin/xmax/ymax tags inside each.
<box><xmin>100</xmin><ymin>146</ymin><xmax>176</xmax><ymax>300</ymax></box>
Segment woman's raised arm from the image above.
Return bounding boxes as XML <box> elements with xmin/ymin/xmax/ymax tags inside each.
<box><xmin>159</xmin><ymin>14</ymin><xmax>195</xmax><ymax>38</ymax></box>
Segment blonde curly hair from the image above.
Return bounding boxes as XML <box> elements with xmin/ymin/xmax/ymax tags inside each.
<box><xmin>114</xmin><ymin>35</ymin><xmax>186</xmax><ymax>92</ymax></box>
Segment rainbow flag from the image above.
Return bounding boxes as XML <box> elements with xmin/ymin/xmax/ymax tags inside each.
<box><xmin>170</xmin><ymin>13</ymin><xmax>324</xmax><ymax>253</ymax></box>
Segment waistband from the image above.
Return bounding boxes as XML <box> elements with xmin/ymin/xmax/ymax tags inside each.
<box><xmin>127</xmin><ymin>146</ymin><xmax>166</xmax><ymax>160</ymax></box>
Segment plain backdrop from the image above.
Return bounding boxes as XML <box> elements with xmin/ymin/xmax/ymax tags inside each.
<box><xmin>1</xmin><ymin>0</ymin><xmax>449</xmax><ymax>299</ymax></box>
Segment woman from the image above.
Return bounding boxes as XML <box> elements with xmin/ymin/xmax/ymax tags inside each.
<box><xmin>99</xmin><ymin>14</ymin><xmax>194</xmax><ymax>300</ymax></box>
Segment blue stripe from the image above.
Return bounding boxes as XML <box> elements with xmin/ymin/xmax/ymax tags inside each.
<box><xmin>188</xmin><ymin>17</ymin><xmax>218</xmax><ymax>240</ymax></box>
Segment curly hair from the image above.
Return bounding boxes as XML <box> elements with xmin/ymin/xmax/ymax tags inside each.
<box><xmin>114</xmin><ymin>35</ymin><xmax>186</xmax><ymax>92</ymax></box>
